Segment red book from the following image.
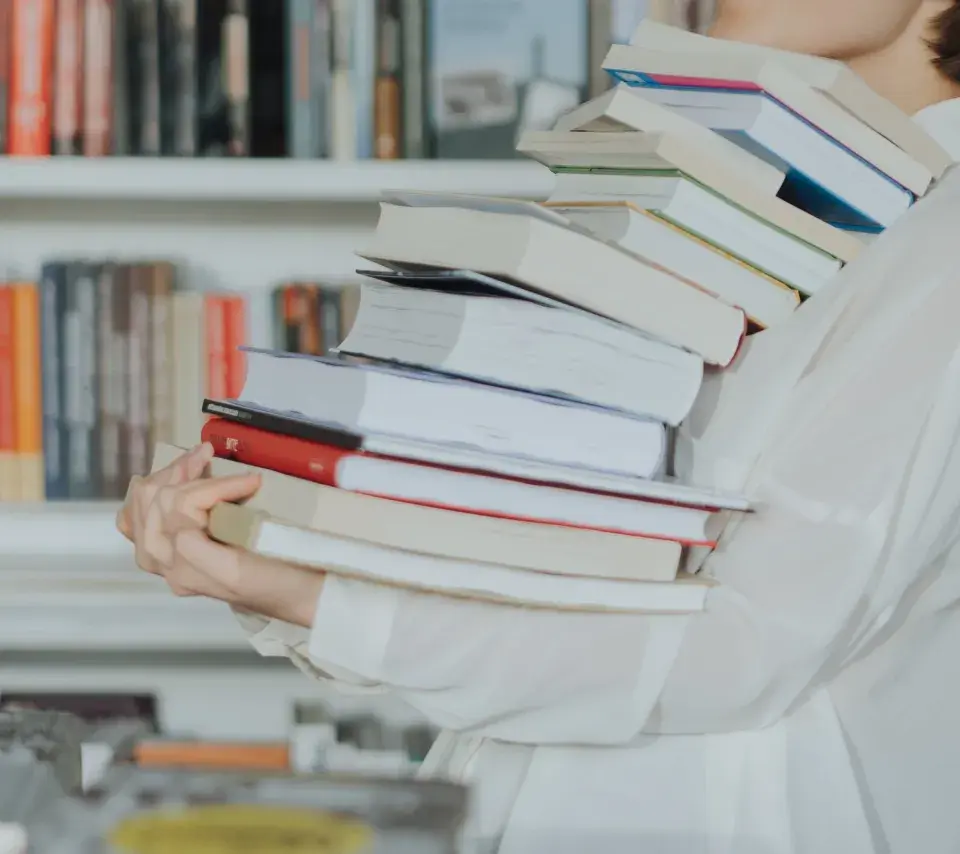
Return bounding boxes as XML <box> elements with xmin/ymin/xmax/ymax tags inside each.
<box><xmin>8</xmin><ymin>0</ymin><xmax>54</xmax><ymax>155</ymax></box>
<box><xmin>204</xmin><ymin>295</ymin><xmax>228</xmax><ymax>402</ymax></box>
<box><xmin>223</xmin><ymin>294</ymin><xmax>247</xmax><ymax>399</ymax></box>
<box><xmin>200</xmin><ymin>417</ymin><xmax>721</xmax><ymax>546</ymax></box>
<box><xmin>53</xmin><ymin>0</ymin><xmax>83</xmax><ymax>154</ymax></box>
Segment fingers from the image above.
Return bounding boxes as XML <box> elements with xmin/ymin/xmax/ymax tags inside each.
<box><xmin>167</xmin><ymin>529</ymin><xmax>244</xmax><ymax>601</ymax></box>
<box><xmin>173</xmin><ymin>472</ymin><xmax>263</xmax><ymax>513</ymax></box>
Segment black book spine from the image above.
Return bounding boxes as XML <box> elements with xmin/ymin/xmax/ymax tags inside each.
<box><xmin>201</xmin><ymin>398</ymin><xmax>363</xmax><ymax>451</ymax></box>
<box><xmin>39</xmin><ymin>263</ymin><xmax>69</xmax><ymax>500</ymax></box>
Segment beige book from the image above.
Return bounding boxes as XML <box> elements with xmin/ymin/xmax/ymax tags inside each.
<box><xmin>533</xmin><ymin>128</ymin><xmax>862</xmax><ymax>267</ymax></box>
<box><xmin>362</xmin><ymin>200</ymin><xmax>747</xmax><ymax>366</ymax></box>
<box><xmin>625</xmin><ymin>20</ymin><xmax>952</xmax><ymax>179</ymax></box>
<box><xmin>209</xmin><ymin>500</ymin><xmax>712</xmax><ymax>615</ymax></box>
<box><xmin>156</xmin><ymin>446</ymin><xmax>684</xmax><ymax>582</ymax></box>
<box><xmin>0</xmin><ymin>455</ymin><xmax>16</xmax><ymax>502</ymax></box>
<box><xmin>555</xmin><ymin>87</ymin><xmax>786</xmax><ymax>198</ymax></box>
<box><xmin>170</xmin><ymin>292</ymin><xmax>206</xmax><ymax>449</ymax></box>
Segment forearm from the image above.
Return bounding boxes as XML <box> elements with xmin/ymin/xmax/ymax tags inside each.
<box><xmin>235</xmin><ymin>552</ymin><xmax>325</xmax><ymax>628</ymax></box>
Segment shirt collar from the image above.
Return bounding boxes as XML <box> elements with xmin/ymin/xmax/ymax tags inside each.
<box><xmin>913</xmin><ymin>98</ymin><xmax>960</xmax><ymax>162</ymax></box>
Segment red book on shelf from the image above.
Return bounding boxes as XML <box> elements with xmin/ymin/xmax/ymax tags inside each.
<box><xmin>200</xmin><ymin>417</ymin><xmax>722</xmax><ymax>546</ymax></box>
<box><xmin>204</xmin><ymin>295</ymin><xmax>229</xmax><ymax>402</ymax></box>
<box><xmin>9</xmin><ymin>0</ymin><xmax>55</xmax><ymax>156</ymax></box>
<box><xmin>223</xmin><ymin>294</ymin><xmax>248</xmax><ymax>399</ymax></box>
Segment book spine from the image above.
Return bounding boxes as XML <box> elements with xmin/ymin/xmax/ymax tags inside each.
<box><xmin>173</xmin><ymin>0</ymin><xmax>197</xmax><ymax>154</ymax></box>
<box><xmin>201</xmin><ymin>397</ymin><xmax>362</xmax><ymax>450</ymax></box>
<box><xmin>137</xmin><ymin>0</ymin><xmax>161</xmax><ymax>155</ymax></box>
<box><xmin>82</xmin><ymin>0</ymin><xmax>114</xmax><ymax>155</ymax></box>
<box><xmin>0</xmin><ymin>0</ymin><xmax>10</xmax><ymax>152</ymax></box>
<box><xmin>281</xmin><ymin>284</ymin><xmax>304</xmax><ymax>352</ymax></box>
<box><xmin>287</xmin><ymin>0</ymin><xmax>314</xmax><ymax>158</ymax></box>
<box><xmin>223</xmin><ymin>294</ymin><xmax>247</xmax><ymax>399</ymax></box>
<box><xmin>352</xmin><ymin>0</ymin><xmax>375</xmax><ymax>158</ymax></box>
<box><xmin>39</xmin><ymin>263</ymin><xmax>67</xmax><ymax>499</ymax></box>
<box><xmin>373</xmin><ymin>0</ymin><xmax>400</xmax><ymax>159</ymax></box>
<box><xmin>200</xmin><ymin>417</ymin><xmax>346</xmax><ymax>487</ymax></box>
<box><xmin>110</xmin><ymin>0</ymin><xmax>129</xmax><ymax>154</ymax></box>
<box><xmin>97</xmin><ymin>263</ymin><xmax>123</xmax><ymax>499</ymax></box>
<box><xmin>8</xmin><ymin>0</ymin><xmax>55</xmax><ymax>156</ymax></box>
<box><xmin>113</xmin><ymin>264</ymin><xmax>132</xmax><ymax>493</ymax></box>
<box><xmin>127</xmin><ymin>265</ymin><xmax>152</xmax><ymax>480</ymax></box>
<box><xmin>587</xmin><ymin>0</ymin><xmax>612</xmax><ymax>97</ymax></box>
<box><xmin>148</xmin><ymin>262</ymin><xmax>174</xmax><ymax>446</ymax></box>
<box><xmin>329</xmin><ymin>0</ymin><xmax>355</xmax><ymax>159</ymax></box>
<box><xmin>222</xmin><ymin>0</ymin><xmax>249</xmax><ymax>155</ymax></box>
<box><xmin>64</xmin><ymin>263</ymin><xmax>100</xmax><ymax>499</ymax></box>
<box><xmin>204</xmin><ymin>294</ymin><xmax>228</xmax><ymax>401</ymax></box>
<box><xmin>53</xmin><ymin>0</ymin><xmax>83</xmax><ymax>155</ymax></box>
<box><xmin>11</xmin><ymin>283</ymin><xmax>43</xmax><ymax>502</ymax></box>
<box><xmin>399</xmin><ymin>0</ymin><xmax>425</xmax><ymax>158</ymax></box>
<box><xmin>321</xmin><ymin>286</ymin><xmax>341</xmax><ymax>353</ymax></box>
<box><xmin>300</xmin><ymin>285</ymin><xmax>322</xmax><ymax>355</ymax></box>
<box><xmin>0</xmin><ymin>285</ymin><xmax>15</xmax><ymax>501</ymax></box>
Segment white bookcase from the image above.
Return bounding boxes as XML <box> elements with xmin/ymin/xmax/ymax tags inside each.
<box><xmin>0</xmin><ymin>156</ymin><xmax>553</xmax><ymax>739</ymax></box>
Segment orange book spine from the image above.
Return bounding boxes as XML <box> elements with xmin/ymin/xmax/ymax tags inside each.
<box><xmin>9</xmin><ymin>0</ymin><xmax>55</xmax><ymax>156</ymax></box>
<box><xmin>52</xmin><ymin>0</ymin><xmax>83</xmax><ymax>154</ymax></box>
<box><xmin>223</xmin><ymin>294</ymin><xmax>247</xmax><ymax>399</ymax></box>
<box><xmin>11</xmin><ymin>282</ymin><xmax>42</xmax><ymax>501</ymax></box>
<box><xmin>204</xmin><ymin>294</ymin><xmax>228</xmax><ymax>401</ymax></box>
<box><xmin>134</xmin><ymin>740</ymin><xmax>290</xmax><ymax>771</ymax></box>
<box><xmin>0</xmin><ymin>286</ymin><xmax>16</xmax><ymax>501</ymax></box>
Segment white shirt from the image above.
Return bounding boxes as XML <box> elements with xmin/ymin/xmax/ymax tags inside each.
<box><xmin>237</xmin><ymin>100</ymin><xmax>960</xmax><ymax>854</ymax></box>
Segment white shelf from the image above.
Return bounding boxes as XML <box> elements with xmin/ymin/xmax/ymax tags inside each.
<box><xmin>0</xmin><ymin>502</ymin><xmax>251</xmax><ymax>651</ymax></box>
<box><xmin>0</xmin><ymin>157</ymin><xmax>555</xmax><ymax>202</ymax></box>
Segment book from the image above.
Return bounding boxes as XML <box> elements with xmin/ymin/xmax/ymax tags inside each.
<box><xmin>554</xmin><ymin>87</ymin><xmax>786</xmax><ymax>197</ymax></box>
<box><xmin>339</xmin><ymin>276</ymin><xmax>705</xmax><ymax>421</ymax></box>
<box><xmin>201</xmin><ymin>418</ymin><xmax>725</xmax><ymax>546</ymax></box>
<box><xmin>236</xmin><ymin>348</ymin><xmax>668</xmax><ymax>477</ymax></box>
<box><xmin>630</xmin><ymin>85</ymin><xmax>914</xmax><ymax>230</ymax></box>
<box><xmin>517</xmin><ymin>129</ymin><xmax>865</xmax><ymax>264</ymax></box>
<box><xmin>209</xmin><ymin>500</ymin><xmax>713</xmax><ymax>613</ymax></box>
<box><xmin>602</xmin><ymin>41</ymin><xmax>933</xmax><ymax>196</ymax></box>
<box><xmin>542</xmin><ymin>200</ymin><xmax>800</xmax><ymax>325</ymax></box>
<box><xmin>198</xmin><ymin>451</ymin><xmax>691</xmax><ymax>581</ymax></box>
<box><xmin>427</xmin><ymin>0</ymin><xmax>589</xmax><ymax>159</ymax></box>
<box><xmin>545</xmin><ymin>177</ymin><xmax>840</xmax><ymax>295</ymax></box>
<box><xmin>196</xmin><ymin>401</ymin><xmax>751</xmax><ymax>510</ymax></box>
<box><xmin>361</xmin><ymin>198</ymin><xmax>748</xmax><ymax>366</ymax></box>
<box><xmin>622</xmin><ymin>19</ymin><xmax>953</xmax><ymax>179</ymax></box>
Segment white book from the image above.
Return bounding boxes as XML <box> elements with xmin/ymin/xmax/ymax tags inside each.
<box><xmin>624</xmin><ymin>20</ymin><xmax>953</xmax><ymax>179</ymax></box>
<box><xmin>238</xmin><ymin>348</ymin><xmax>668</xmax><ymax>478</ymax></box>
<box><xmin>209</xmin><ymin>502</ymin><xmax>713</xmax><ymax>614</ymax></box>
<box><xmin>603</xmin><ymin>41</ymin><xmax>933</xmax><ymax>197</ymax></box>
<box><xmin>362</xmin><ymin>197</ymin><xmax>747</xmax><ymax>366</ymax></box>
<box><xmin>630</xmin><ymin>86</ymin><xmax>913</xmax><ymax>229</ymax></box>
<box><xmin>339</xmin><ymin>279</ymin><xmax>705</xmax><ymax>422</ymax></box>
<box><xmin>554</xmin><ymin>87</ymin><xmax>786</xmax><ymax>198</ymax></box>
<box><xmin>546</xmin><ymin>174</ymin><xmax>840</xmax><ymax>295</ymax></box>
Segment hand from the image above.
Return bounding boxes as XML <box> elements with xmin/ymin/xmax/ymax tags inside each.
<box><xmin>118</xmin><ymin>443</ymin><xmax>324</xmax><ymax>626</ymax></box>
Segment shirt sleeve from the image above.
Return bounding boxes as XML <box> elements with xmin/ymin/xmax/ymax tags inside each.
<box><xmin>242</xmin><ymin>262</ymin><xmax>960</xmax><ymax>745</ymax></box>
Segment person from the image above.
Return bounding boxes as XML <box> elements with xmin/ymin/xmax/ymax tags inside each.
<box><xmin>117</xmin><ymin>1</ymin><xmax>960</xmax><ymax>851</ymax></box>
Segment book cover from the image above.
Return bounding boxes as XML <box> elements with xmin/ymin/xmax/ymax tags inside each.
<box><xmin>427</xmin><ymin>0</ymin><xmax>589</xmax><ymax>158</ymax></box>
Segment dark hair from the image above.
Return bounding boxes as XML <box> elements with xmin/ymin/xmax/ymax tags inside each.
<box><xmin>932</xmin><ymin>2</ymin><xmax>960</xmax><ymax>83</ymax></box>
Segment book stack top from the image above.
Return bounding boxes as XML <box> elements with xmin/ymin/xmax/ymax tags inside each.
<box><xmin>183</xmin><ymin>22</ymin><xmax>943</xmax><ymax>617</ymax></box>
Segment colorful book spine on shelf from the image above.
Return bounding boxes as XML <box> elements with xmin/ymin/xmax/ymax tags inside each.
<box><xmin>0</xmin><ymin>262</ymin><xmax>249</xmax><ymax>502</ymax></box>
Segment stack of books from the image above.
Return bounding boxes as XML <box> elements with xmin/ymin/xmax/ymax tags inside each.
<box><xmin>158</xmin><ymin>22</ymin><xmax>948</xmax><ymax>617</ymax></box>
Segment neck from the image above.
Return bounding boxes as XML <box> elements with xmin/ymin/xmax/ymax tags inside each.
<box><xmin>847</xmin><ymin>7</ymin><xmax>960</xmax><ymax>115</ymax></box>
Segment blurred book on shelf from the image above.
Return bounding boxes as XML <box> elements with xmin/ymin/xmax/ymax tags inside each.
<box><xmin>0</xmin><ymin>269</ymin><xmax>360</xmax><ymax>503</ymax></box>
<box><xmin>0</xmin><ymin>0</ymin><xmax>713</xmax><ymax>160</ymax></box>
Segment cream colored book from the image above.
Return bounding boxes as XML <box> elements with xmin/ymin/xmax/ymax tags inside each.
<box><xmin>624</xmin><ymin>20</ymin><xmax>952</xmax><ymax>179</ymax></box>
<box><xmin>554</xmin><ymin>87</ymin><xmax>786</xmax><ymax>198</ymax></box>
<box><xmin>533</xmin><ymin>126</ymin><xmax>863</xmax><ymax>267</ymax></box>
<box><xmin>209</xmin><ymin>501</ymin><xmax>712</xmax><ymax>615</ymax></box>
<box><xmin>362</xmin><ymin>199</ymin><xmax>747</xmax><ymax>366</ymax></box>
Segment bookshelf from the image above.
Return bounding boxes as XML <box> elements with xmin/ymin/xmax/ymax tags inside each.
<box><xmin>0</xmin><ymin>157</ymin><xmax>555</xmax><ymax>202</ymax></box>
<box><xmin>0</xmin><ymin>156</ymin><xmax>551</xmax><ymax>739</ymax></box>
